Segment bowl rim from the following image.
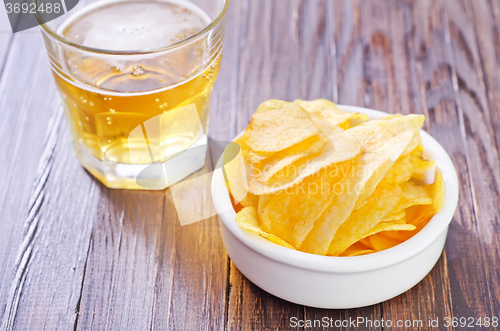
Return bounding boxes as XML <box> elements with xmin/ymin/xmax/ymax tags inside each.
<box><xmin>212</xmin><ymin>105</ymin><xmax>459</xmax><ymax>273</ymax></box>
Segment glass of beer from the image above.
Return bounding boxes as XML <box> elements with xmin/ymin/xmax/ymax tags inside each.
<box><xmin>38</xmin><ymin>0</ymin><xmax>229</xmax><ymax>189</ymax></box>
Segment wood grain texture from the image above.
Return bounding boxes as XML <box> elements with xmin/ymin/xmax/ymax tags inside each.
<box><xmin>0</xmin><ymin>0</ymin><xmax>499</xmax><ymax>330</ymax></box>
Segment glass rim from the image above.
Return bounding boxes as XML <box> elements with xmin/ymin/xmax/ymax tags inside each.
<box><xmin>37</xmin><ymin>0</ymin><xmax>230</xmax><ymax>55</ymax></box>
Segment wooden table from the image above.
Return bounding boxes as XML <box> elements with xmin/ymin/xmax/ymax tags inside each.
<box><xmin>1</xmin><ymin>0</ymin><xmax>499</xmax><ymax>329</ymax></box>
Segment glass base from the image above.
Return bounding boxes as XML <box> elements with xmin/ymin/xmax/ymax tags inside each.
<box><xmin>74</xmin><ymin>136</ymin><xmax>207</xmax><ymax>190</ymax></box>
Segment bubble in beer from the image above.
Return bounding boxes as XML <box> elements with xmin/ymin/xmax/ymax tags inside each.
<box><xmin>132</xmin><ymin>66</ymin><xmax>145</xmax><ymax>76</ymax></box>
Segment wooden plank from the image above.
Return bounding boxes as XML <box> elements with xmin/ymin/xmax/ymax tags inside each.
<box><xmin>1</xmin><ymin>128</ymin><xmax>98</xmax><ymax>330</ymax></box>
<box><xmin>380</xmin><ymin>0</ymin><xmax>495</xmax><ymax>325</ymax></box>
<box><xmin>295</xmin><ymin>0</ymin><xmax>333</xmax><ymax>100</ymax></box>
<box><xmin>467</xmin><ymin>1</ymin><xmax>500</xmax><ymax>318</ymax></box>
<box><xmin>467</xmin><ymin>0</ymin><xmax>500</xmax><ymax>153</ymax></box>
<box><xmin>442</xmin><ymin>0</ymin><xmax>500</xmax><ymax>317</ymax></box>
<box><xmin>226</xmin><ymin>1</ymin><xmax>307</xmax><ymax>330</ymax></box>
<box><xmin>0</xmin><ymin>33</ymin><xmax>64</xmax><ymax>327</ymax></box>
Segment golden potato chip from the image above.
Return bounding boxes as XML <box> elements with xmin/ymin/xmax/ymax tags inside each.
<box><xmin>260</xmin><ymin>163</ymin><xmax>346</xmax><ymax>247</ymax></box>
<box><xmin>244</xmin><ymin>100</ymin><xmax>319</xmax><ymax>152</ymax></box>
<box><xmin>386</xmin><ymin>174</ymin><xmax>444</xmax><ymax>241</ymax></box>
<box><xmin>235</xmin><ymin>206</ymin><xmax>296</xmax><ymax>250</ymax></box>
<box><xmin>359</xmin><ymin>114</ymin><xmax>425</xmax><ymax>154</ymax></box>
<box><xmin>412</xmin><ymin>142</ymin><xmax>424</xmax><ymax>156</ymax></box>
<box><xmin>407</xmin><ymin>171</ymin><xmax>444</xmax><ymax>225</ymax></box>
<box><xmin>294</xmin><ymin>99</ymin><xmax>369</xmax><ymax>129</ymax></box>
<box><xmin>225</xmin><ymin>182</ymin><xmax>259</xmax><ymax>210</ymax></box>
<box><xmin>246</xmin><ymin>121</ymin><xmax>361</xmax><ymax>195</ymax></box>
<box><xmin>257</xmin><ymin>194</ymin><xmax>272</xmax><ymax>219</ymax></box>
<box><xmin>379</xmin><ymin>227</ymin><xmax>416</xmax><ymax>241</ymax></box>
<box><xmin>392</xmin><ymin>181</ymin><xmax>432</xmax><ymax>214</ymax></box>
<box><xmin>223</xmin><ymin>144</ymin><xmax>251</xmax><ymax>205</ymax></box>
<box><xmin>412</xmin><ymin>156</ymin><xmax>435</xmax><ymax>172</ymax></box>
<box><xmin>382</xmin><ymin>210</ymin><xmax>406</xmax><ymax>223</ymax></box>
<box><xmin>236</xmin><ymin>136</ymin><xmax>274</xmax><ymax>164</ymax></box>
<box><xmin>352</xmin><ymin>131</ymin><xmax>414</xmax><ymax>211</ymax></box>
<box><xmin>299</xmin><ymin>131</ymin><xmax>413</xmax><ymax>255</ymax></box>
<box><xmin>254</xmin><ymin>131</ymin><xmax>327</xmax><ymax>183</ymax></box>
<box><xmin>347</xmin><ymin>125</ymin><xmax>394</xmax><ymax>153</ymax></box>
<box><xmin>432</xmin><ymin>171</ymin><xmax>445</xmax><ymax>211</ymax></box>
<box><xmin>381</xmin><ymin>114</ymin><xmax>402</xmax><ymax>120</ymax></box>
<box><xmin>327</xmin><ymin>184</ymin><xmax>401</xmax><ymax>256</ymax></box>
<box><xmin>382</xmin><ymin>213</ymin><xmax>432</xmax><ymax>241</ymax></box>
<box><xmin>361</xmin><ymin>221</ymin><xmax>416</xmax><ymax>239</ymax></box>
<box><xmin>293</xmin><ymin>99</ymin><xmax>343</xmax><ymax>113</ymax></box>
<box><xmin>338</xmin><ymin>242</ymin><xmax>374</xmax><ymax>257</ymax></box>
<box><xmin>362</xmin><ymin>233</ymin><xmax>403</xmax><ymax>251</ymax></box>
<box><xmin>411</xmin><ymin>156</ymin><xmax>436</xmax><ymax>182</ymax></box>
<box><xmin>239</xmin><ymin>192</ymin><xmax>259</xmax><ymax>209</ymax></box>
<box><xmin>379</xmin><ymin>230</ymin><xmax>405</xmax><ymax>241</ymax></box>
<box><xmin>382</xmin><ymin>153</ymin><xmax>414</xmax><ymax>184</ymax></box>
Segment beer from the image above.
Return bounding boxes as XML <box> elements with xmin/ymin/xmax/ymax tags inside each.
<box><xmin>42</xmin><ymin>0</ymin><xmax>226</xmax><ymax>188</ymax></box>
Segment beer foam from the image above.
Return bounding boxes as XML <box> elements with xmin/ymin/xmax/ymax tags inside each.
<box><xmin>59</xmin><ymin>0</ymin><xmax>210</xmax><ymax>51</ymax></box>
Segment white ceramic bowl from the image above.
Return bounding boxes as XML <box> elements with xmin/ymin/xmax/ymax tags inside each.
<box><xmin>211</xmin><ymin>105</ymin><xmax>459</xmax><ymax>309</ymax></box>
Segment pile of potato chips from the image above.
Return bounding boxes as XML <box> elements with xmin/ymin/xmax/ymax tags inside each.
<box><xmin>224</xmin><ymin>99</ymin><xmax>444</xmax><ymax>257</ymax></box>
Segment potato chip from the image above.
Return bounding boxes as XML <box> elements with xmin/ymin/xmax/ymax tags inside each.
<box><xmin>407</xmin><ymin>171</ymin><xmax>444</xmax><ymax>225</ymax></box>
<box><xmin>246</xmin><ymin>121</ymin><xmax>361</xmax><ymax>195</ymax></box>
<box><xmin>294</xmin><ymin>99</ymin><xmax>369</xmax><ymax>129</ymax></box>
<box><xmin>381</xmin><ymin>114</ymin><xmax>402</xmax><ymax>120</ymax></box>
<box><xmin>257</xmin><ymin>194</ymin><xmax>272</xmax><ymax>219</ymax></box>
<box><xmin>382</xmin><ymin>153</ymin><xmax>414</xmax><ymax>184</ymax></box>
<box><xmin>361</xmin><ymin>221</ymin><xmax>416</xmax><ymax>239</ymax></box>
<box><xmin>299</xmin><ymin>131</ymin><xmax>413</xmax><ymax>255</ymax></box>
<box><xmin>359</xmin><ymin>114</ymin><xmax>425</xmax><ymax>154</ymax></box>
<box><xmin>239</xmin><ymin>192</ymin><xmax>259</xmax><ymax>208</ymax></box>
<box><xmin>244</xmin><ymin>100</ymin><xmax>319</xmax><ymax>152</ymax></box>
<box><xmin>254</xmin><ymin>131</ymin><xmax>327</xmax><ymax>183</ymax></box>
<box><xmin>382</xmin><ymin>209</ymin><xmax>406</xmax><ymax>223</ymax></box>
<box><xmin>347</xmin><ymin>125</ymin><xmax>394</xmax><ymax>153</ymax></box>
<box><xmin>392</xmin><ymin>181</ymin><xmax>432</xmax><ymax>214</ymax></box>
<box><xmin>237</xmin><ymin>136</ymin><xmax>275</xmax><ymax>164</ymax></box>
<box><xmin>352</xmin><ymin>131</ymin><xmax>413</xmax><ymax>211</ymax></box>
<box><xmin>235</xmin><ymin>206</ymin><xmax>296</xmax><ymax>250</ymax></box>
<box><xmin>293</xmin><ymin>99</ymin><xmax>343</xmax><ymax>114</ymax></box>
<box><xmin>432</xmin><ymin>171</ymin><xmax>445</xmax><ymax>211</ymax></box>
<box><xmin>223</xmin><ymin>145</ymin><xmax>250</xmax><ymax>205</ymax></box>
<box><xmin>260</xmin><ymin>162</ymin><xmax>346</xmax><ymax>247</ymax></box>
<box><xmin>379</xmin><ymin>227</ymin><xmax>415</xmax><ymax>241</ymax></box>
<box><xmin>412</xmin><ymin>156</ymin><xmax>436</xmax><ymax>182</ymax></box>
<box><xmin>338</xmin><ymin>242</ymin><xmax>374</xmax><ymax>257</ymax></box>
<box><xmin>327</xmin><ymin>184</ymin><xmax>401</xmax><ymax>256</ymax></box>
<box><xmin>382</xmin><ymin>214</ymin><xmax>432</xmax><ymax>241</ymax></box>
<box><xmin>384</xmin><ymin>174</ymin><xmax>443</xmax><ymax>242</ymax></box>
<box><xmin>361</xmin><ymin>233</ymin><xmax>403</xmax><ymax>251</ymax></box>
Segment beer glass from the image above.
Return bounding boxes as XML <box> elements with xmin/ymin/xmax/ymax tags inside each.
<box><xmin>39</xmin><ymin>0</ymin><xmax>229</xmax><ymax>189</ymax></box>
